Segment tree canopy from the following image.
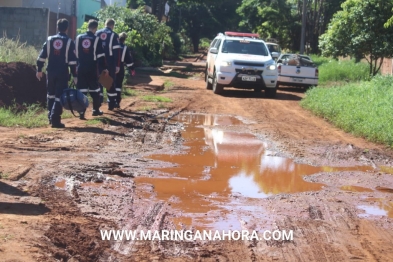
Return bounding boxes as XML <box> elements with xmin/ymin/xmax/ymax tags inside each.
<box><xmin>319</xmin><ymin>0</ymin><xmax>393</xmax><ymax>76</ymax></box>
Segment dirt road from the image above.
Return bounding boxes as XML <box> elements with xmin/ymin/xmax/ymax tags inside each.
<box><xmin>1</xmin><ymin>62</ymin><xmax>393</xmax><ymax>261</ymax></box>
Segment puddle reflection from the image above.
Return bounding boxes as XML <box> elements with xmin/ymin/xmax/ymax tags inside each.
<box><xmin>360</xmin><ymin>199</ymin><xmax>393</xmax><ymax>218</ymax></box>
<box><xmin>136</xmin><ymin>114</ymin><xmax>374</xmax><ymax>229</ymax></box>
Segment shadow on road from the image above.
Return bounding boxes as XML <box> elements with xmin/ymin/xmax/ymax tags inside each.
<box><xmin>278</xmin><ymin>86</ymin><xmax>310</xmax><ymax>94</ymax></box>
<box><xmin>0</xmin><ymin>202</ymin><xmax>50</xmax><ymax>215</ymax></box>
<box><xmin>0</xmin><ymin>181</ymin><xmax>28</xmax><ymax>196</ymax></box>
<box><xmin>219</xmin><ymin>89</ymin><xmax>302</xmax><ymax>101</ymax></box>
<box><xmin>0</xmin><ymin>181</ymin><xmax>50</xmax><ymax>215</ymax></box>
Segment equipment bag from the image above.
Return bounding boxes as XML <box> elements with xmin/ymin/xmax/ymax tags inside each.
<box><xmin>60</xmin><ymin>84</ymin><xmax>89</xmax><ymax>117</ymax></box>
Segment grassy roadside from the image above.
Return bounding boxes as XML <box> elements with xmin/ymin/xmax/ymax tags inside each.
<box><xmin>301</xmin><ymin>76</ymin><xmax>393</xmax><ymax>146</ymax></box>
<box><xmin>0</xmin><ymin>36</ymin><xmax>38</xmax><ymax>65</ymax></box>
<box><xmin>310</xmin><ymin>56</ymin><xmax>369</xmax><ymax>85</ymax></box>
<box><xmin>0</xmin><ymin>104</ymin><xmax>74</xmax><ymax>128</ymax></box>
<box><xmin>0</xmin><ymin>105</ymin><xmax>48</xmax><ymax>128</ymax></box>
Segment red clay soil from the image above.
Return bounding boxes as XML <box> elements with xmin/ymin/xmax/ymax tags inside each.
<box><xmin>0</xmin><ymin>62</ymin><xmax>46</xmax><ymax>108</ymax></box>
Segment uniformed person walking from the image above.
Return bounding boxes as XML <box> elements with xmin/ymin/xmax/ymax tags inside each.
<box><xmin>75</xmin><ymin>19</ymin><xmax>108</xmax><ymax>119</ymax></box>
<box><xmin>36</xmin><ymin>18</ymin><xmax>77</xmax><ymax>128</ymax></box>
<box><xmin>115</xmin><ymin>32</ymin><xmax>135</xmax><ymax>108</ymax></box>
<box><xmin>95</xmin><ymin>18</ymin><xmax>122</xmax><ymax>110</ymax></box>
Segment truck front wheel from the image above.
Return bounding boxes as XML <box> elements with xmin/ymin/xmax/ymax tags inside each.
<box><xmin>205</xmin><ymin>68</ymin><xmax>212</xmax><ymax>90</ymax></box>
<box><xmin>212</xmin><ymin>71</ymin><xmax>224</xmax><ymax>94</ymax></box>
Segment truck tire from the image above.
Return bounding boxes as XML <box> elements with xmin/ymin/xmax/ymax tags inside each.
<box><xmin>212</xmin><ymin>71</ymin><xmax>224</xmax><ymax>94</ymax></box>
<box><xmin>265</xmin><ymin>88</ymin><xmax>277</xmax><ymax>98</ymax></box>
<box><xmin>205</xmin><ymin>68</ymin><xmax>212</xmax><ymax>90</ymax></box>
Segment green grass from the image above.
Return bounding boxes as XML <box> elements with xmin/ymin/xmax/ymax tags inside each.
<box><xmin>309</xmin><ymin>55</ymin><xmax>370</xmax><ymax>84</ymax></box>
<box><xmin>86</xmin><ymin>117</ymin><xmax>111</xmax><ymax>126</ymax></box>
<box><xmin>0</xmin><ymin>172</ymin><xmax>9</xmax><ymax>179</ymax></box>
<box><xmin>0</xmin><ymin>36</ymin><xmax>39</xmax><ymax>65</ymax></box>
<box><xmin>122</xmin><ymin>88</ymin><xmax>138</xmax><ymax>97</ymax></box>
<box><xmin>301</xmin><ymin>75</ymin><xmax>393</xmax><ymax>146</ymax></box>
<box><xmin>138</xmin><ymin>106</ymin><xmax>152</xmax><ymax>111</ymax></box>
<box><xmin>0</xmin><ymin>104</ymin><xmax>48</xmax><ymax>128</ymax></box>
<box><xmin>141</xmin><ymin>95</ymin><xmax>172</xmax><ymax>103</ymax></box>
<box><xmin>163</xmin><ymin>79</ymin><xmax>175</xmax><ymax>91</ymax></box>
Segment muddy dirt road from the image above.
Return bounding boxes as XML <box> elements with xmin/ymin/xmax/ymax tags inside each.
<box><xmin>1</xmin><ymin>62</ymin><xmax>393</xmax><ymax>261</ymax></box>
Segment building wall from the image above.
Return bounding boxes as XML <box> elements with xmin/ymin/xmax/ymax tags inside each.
<box><xmin>0</xmin><ymin>0</ymin><xmax>23</xmax><ymax>7</ymax></box>
<box><xmin>381</xmin><ymin>58</ymin><xmax>393</xmax><ymax>75</ymax></box>
<box><xmin>21</xmin><ymin>0</ymin><xmax>75</xmax><ymax>16</ymax></box>
<box><xmin>104</xmin><ymin>0</ymin><xmax>126</xmax><ymax>7</ymax></box>
<box><xmin>0</xmin><ymin>7</ymin><xmax>49</xmax><ymax>46</ymax></box>
<box><xmin>76</xmin><ymin>0</ymin><xmax>101</xmax><ymax>28</ymax></box>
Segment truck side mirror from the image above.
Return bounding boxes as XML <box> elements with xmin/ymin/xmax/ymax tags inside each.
<box><xmin>271</xmin><ymin>52</ymin><xmax>279</xmax><ymax>59</ymax></box>
<box><xmin>209</xmin><ymin>47</ymin><xmax>218</xmax><ymax>54</ymax></box>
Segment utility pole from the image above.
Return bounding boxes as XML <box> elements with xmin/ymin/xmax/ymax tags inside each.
<box><xmin>300</xmin><ymin>0</ymin><xmax>307</xmax><ymax>54</ymax></box>
<box><xmin>57</xmin><ymin>0</ymin><xmax>61</xmax><ymax>21</ymax></box>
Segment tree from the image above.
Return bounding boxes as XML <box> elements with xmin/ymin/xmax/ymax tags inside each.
<box><xmin>319</xmin><ymin>0</ymin><xmax>393</xmax><ymax>76</ymax></box>
<box><xmin>168</xmin><ymin>0</ymin><xmax>241</xmax><ymax>53</ymax></box>
<box><xmin>237</xmin><ymin>0</ymin><xmax>345</xmax><ymax>53</ymax></box>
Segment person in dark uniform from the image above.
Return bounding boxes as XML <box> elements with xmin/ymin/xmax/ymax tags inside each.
<box><xmin>36</xmin><ymin>18</ymin><xmax>77</xmax><ymax>128</ymax></box>
<box><xmin>75</xmin><ymin>19</ymin><xmax>108</xmax><ymax>119</ymax></box>
<box><xmin>95</xmin><ymin>18</ymin><xmax>122</xmax><ymax>110</ymax></box>
<box><xmin>115</xmin><ymin>32</ymin><xmax>135</xmax><ymax>108</ymax></box>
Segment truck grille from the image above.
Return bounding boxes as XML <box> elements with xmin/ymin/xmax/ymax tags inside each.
<box><xmin>234</xmin><ymin>61</ymin><xmax>265</xmax><ymax>67</ymax></box>
<box><xmin>235</xmin><ymin>69</ymin><xmax>263</xmax><ymax>75</ymax></box>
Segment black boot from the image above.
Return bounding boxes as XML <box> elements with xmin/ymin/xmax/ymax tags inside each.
<box><xmin>51</xmin><ymin>116</ymin><xmax>65</xmax><ymax>128</ymax></box>
<box><xmin>79</xmin><ymin>111</ymin><xmax>86</xmax><ymax>120</ymax></box>
<box><xmin>92</xmin><ymin>109</ymin><xmax>104</xmax><ymax>116</ymax></box>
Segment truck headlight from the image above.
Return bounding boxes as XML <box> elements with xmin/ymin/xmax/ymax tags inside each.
<box><xmin>220</xmin><ymin>61</ymin><xmax>232</xmax><ymax>67</ymax></box>
<box><xmin>267</xmin><ymin>64</ymin><xmax>276</xmax><ymax>70</ymax></box>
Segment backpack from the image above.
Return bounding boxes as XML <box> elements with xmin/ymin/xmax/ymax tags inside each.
<box><xmin>60</xmin><ymin>87</ymin><xmax>89</xmax><ymax>116</ymax></box>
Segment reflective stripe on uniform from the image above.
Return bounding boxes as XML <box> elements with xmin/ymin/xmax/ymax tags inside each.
<box><xmin>65</xmin><ymin>38</ymin><xmax>71</xmax><ymax>63</ymax></box>
<box><xmin>47</xmin><ymin>95</ymin><xmax>56</xmax><ymax>99</ymax></box>
<box><xmin>107</xmin><ymin>93</ymin><xmax>117</xmax><ymax>97</ymax></box>
<box><xmin>38</xmin><ymin>58</ymin><xmax>46</xmax><ymax>62</ymax></box>
<box><xmin>93</xmin><ymin>36</ymin><xmax>99</xmax><ymax>61</ymax></box>
<box><xmin>113</xmin><ymin>45</ymin><xmax>121</xmax><ymax>49</ymax></box>
<box><xmin>89</xmin><ymin>88</ymin><xmax>100</xmax><ymax>92</ymax></box>
<box><xmin>97</xmin><ymin>53</ymin><xmax>105</xmax><ymax>58</ymax></box>
<box><xmin>68</xmin><ymin>61</ymin><xmax>77</xmax><ymax>65</ymax></box>
<box><xmin>121</xmin><ymin>46</ymin><xmax>127</xmax><ymax>62</ymax></box>
<box><xmin>79</xmin><ymin>89</ymin><xmax>88</xmax><ymax>92</ymax></box>
<box><xmin>47</xmin><ymin>36</ymin><xmax>51</xmax><ymax>57</ymax></box>
<box><xmin>109</xmin><ymin>33</ymin><xmax>114</xmax><ymax>56</ymax></box>
<box><xmin>115</xmin><ymin>88</ymin><xmax>121</xmax><ymax>92</ymax></box>
<box><xmin>99</xmin><ymin>93</ymin><xmax>103</xmax><ymax>96</ymax></box>
<box><xmin>126</xmin><ymin>63</ymin><xmax>134</xmax><ymax>67</ymax></box>
<box><xmin>55</xmin><ymin>98</ymin><xmax>61</xmax><ymax>102</ymax></box>
<box><xmin>75</xmin><ymin>35</ymin><xmax>81</xmax><ymax>58</ymax></box>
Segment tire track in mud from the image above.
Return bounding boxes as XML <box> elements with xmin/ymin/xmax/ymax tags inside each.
<box><xmin>2</xmin><ymin>69</ymin><xmax>393</xmax><ymax>261</ymax></box>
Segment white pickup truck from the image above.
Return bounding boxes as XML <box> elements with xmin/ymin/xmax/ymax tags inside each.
<box><xmin>276</xmin><ymin>54</ymin><xmax>318</xmax><ymax>88</ymax></box>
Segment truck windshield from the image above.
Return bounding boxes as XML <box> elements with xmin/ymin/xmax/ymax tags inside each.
<box><xmin>266</xmin><ymin>44</ymin><xmax>281</xmax><ymax>53</ymax></box>
<box><xmin>221</xmin><ymin>40</ymin><xmax>269</xmax><ymax>56</ymax></box>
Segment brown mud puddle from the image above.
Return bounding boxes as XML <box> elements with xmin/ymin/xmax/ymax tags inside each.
<box><xmin>136</xmin><ymin>114</ymin><xmax>375</xmax><ymax>229</ymax></box>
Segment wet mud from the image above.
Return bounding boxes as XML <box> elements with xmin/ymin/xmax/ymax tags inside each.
<box><xmin>1</xmin><ymin>64</ymin><xmax>393</xmax><ymax>261</ymax></box>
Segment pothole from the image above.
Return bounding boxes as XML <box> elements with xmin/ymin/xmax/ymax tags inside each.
<box><xmin>135</xmin><ymin>113</ymin><xmax>376</xmax><ymax>229</ymax></box>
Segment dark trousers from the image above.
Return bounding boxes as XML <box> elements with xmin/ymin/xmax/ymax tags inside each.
<box><xmin>106</xmin><ymin>66</ymin><xmax>117</xmax><ymax>108</ymax></box>
<box><xmin>46</xmin><ymin>72</ymin><xmax>67</xmax><ymax>124</ymax></box>
<box><xmin>115</xmin><ymin>67</ymin><xmax>125</xmax><ymax>105</ymax></box>
<box><xmin>76</xmin><ymin>69</ymin><xmax>100</xmax><ymax>113</ymax></box>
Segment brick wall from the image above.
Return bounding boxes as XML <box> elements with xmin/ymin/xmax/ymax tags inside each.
<box><xmin>381</xmin><ymin>58</ymin><xmax>393</xmax><ymax>75</ymax></box>
<box><xmin>0</xmin><ymin>7</ymin><xmax>49</xmax><ymax>47</ymax></box>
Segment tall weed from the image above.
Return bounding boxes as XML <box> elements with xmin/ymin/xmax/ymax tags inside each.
<box><xmin>0</xmin><ymin>35</ymin><xmax>39</xmax><ymax>65</ymax></box>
